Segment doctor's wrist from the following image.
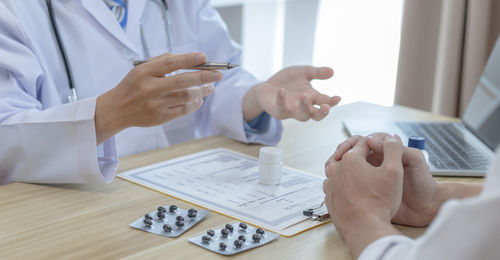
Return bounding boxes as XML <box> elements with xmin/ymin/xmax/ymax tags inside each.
<box><xmin>242</xmin><ymin>84</ymin><xmax>264</xmax><ymax>122</ymax></box>
<box><xmin>95</xmin><ymin>92</ymin><xmax>127</xmax><ymax>145</ymax></box>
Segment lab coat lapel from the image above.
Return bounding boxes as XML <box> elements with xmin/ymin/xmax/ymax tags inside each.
<box><xmin>125</xmin><ymin>0</ymin><xmax>147</xmax><ymax>48</ymax></box>
<box><xmin>80</xmin><ymin>0</ymin><xmax>139</xmax><ymax>54</ymax></box>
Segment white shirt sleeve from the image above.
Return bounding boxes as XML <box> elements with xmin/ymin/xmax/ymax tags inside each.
<box><xmin>359</xmin><ymin>149</ymin><xmax>500</xmax><ymax>260</ymax></box>
<box><xmin>0</xmin><ymin>97</ymin><xmax>119</xmax><ymax>184</ymax></box>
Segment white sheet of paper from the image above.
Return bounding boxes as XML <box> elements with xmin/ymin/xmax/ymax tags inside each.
<box><xmin>118</xmin><ymin>148</ymin><xmax>325</xmax><ymax>232</ymax></box>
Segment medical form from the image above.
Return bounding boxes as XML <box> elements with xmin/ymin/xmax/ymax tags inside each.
<box><xmin>118</xmin><ymin>148</ymin><xmax>326</xmax><ymax>233</ymax></box>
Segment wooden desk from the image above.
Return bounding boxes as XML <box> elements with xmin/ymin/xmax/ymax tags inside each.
<box><xmin>0</xmin><ymin>102</ymin><xmax>483</xmax><ymax>259</ymax></box>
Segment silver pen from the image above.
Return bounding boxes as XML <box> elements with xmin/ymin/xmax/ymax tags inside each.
<box><xmin>133</xmin><ymin>60</ymin><xmax>240</xmax><ymax>70</ymax></box>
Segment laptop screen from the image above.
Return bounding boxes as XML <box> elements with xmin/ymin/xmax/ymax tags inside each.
<box><xmin>462</xmin><ymin>37</ymin><xmax>500</xmax><ymax>151</ymax></box>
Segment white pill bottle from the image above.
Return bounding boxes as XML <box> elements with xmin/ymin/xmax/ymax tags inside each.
<box><xmin>408</xmin><ymin>136</ymin><xmax>429</xmax><ymax>165</ymax></box>
<box><xmin>258</xmin><ymin>147</ymin><xmax>283</xmax><ymax>186</ymax></box>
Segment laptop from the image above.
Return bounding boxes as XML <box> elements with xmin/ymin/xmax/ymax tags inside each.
<box><xmin>343</xmin><ymin>37</ymin><xmax>500</xmax><ymax>177</ymax></box>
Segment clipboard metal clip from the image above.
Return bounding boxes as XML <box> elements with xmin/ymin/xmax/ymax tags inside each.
<box><xmin>303</xmin><ymin>201</ymin><xmax>330</xmax><ymax>222</ymax></box>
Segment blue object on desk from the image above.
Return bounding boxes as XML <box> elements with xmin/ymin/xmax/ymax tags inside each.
<box><xmin>408</xmin><ymin>136</ymin><xmax>426</xmax><ymax>150</ymax></box>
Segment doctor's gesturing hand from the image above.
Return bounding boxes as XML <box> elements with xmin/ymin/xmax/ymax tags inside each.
<box><xmin>242</xmin><ymin>66</ymin><xmax>341</xmax><ymax>122</ymax></box>
<box><xmin>94</xmin><ymin>52</ymin><xmax>222</xmax><ymax>145</ymax></box>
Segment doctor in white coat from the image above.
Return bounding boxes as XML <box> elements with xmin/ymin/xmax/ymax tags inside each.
<box><xmin>0</xmin><ymin>0</ymin><xmax>340</xmax><ymax>184</ymax></box>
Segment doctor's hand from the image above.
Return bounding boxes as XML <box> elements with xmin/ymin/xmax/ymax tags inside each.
<box><xmin>333</xmin><ymin>133</ymin><xmax>439</xmax><ymax>227</ymax></box>
<box><xmin>94</xmin><ymin>52</ymin><xmax>222</xmax><ymax>145</ymax></box>
<box><xmin>242</xmin><ymin>66</ymin><xmax>341</xmax><ymax>122</ymax></box>
<box><xmin>323</xmin><ymin>135</ymin><xmax>404</xmax><ymax>258</ymax></box>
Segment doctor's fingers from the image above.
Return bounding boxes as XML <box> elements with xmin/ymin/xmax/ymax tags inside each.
<box><xmin>147</xmin><ymin>52</ymin><xmax>174</xmax><ymax>62</ymax></box>
<box><xmin>143</xmin><ymin>52</ymin><xmax>208</xmax><ymax>77</ymax></box>
<box><xmin>312</xmin><ymin>93</ymin><xmax>342</xmax><ymax>107</ymax></box>
<box><xmin>164</xmin><ymin>84</ymin><xmax>214</xmax><ymax>107</ymax></box>
<box><xmin>292</xmin><ymin>94</ymin><xmax>331</xmax><ymax>121</ymax></box>
<box><xmin>156</xmin><ymin>71</ymin><xmax>222</xmax><ymax>94</ymax></box>
<box><xmin>301</xmin><ymin>66</ymin><xmax>334</xmax><ymax>81</ymax></box>
<box><xmin>309</xmin><ymin>104</ymin><xmax>331</xmax><ymax>121</ymax></box>
<box><xmin>275</xmin><ymin>88</ymin><xmax>291</xmax><ymax>119</ymax></box>
<box><xmin>163</xmin><ymin>98</ymin><xmax>204</xmax><ymax>119</ymax></box>
<box><xmin>293</xmin><ymin>94</ymin><xmax>312</xmax><ymax>121</ymax></box>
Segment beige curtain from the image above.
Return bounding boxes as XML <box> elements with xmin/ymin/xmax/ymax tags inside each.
<box><xmin>394</xmin><ymin>0</ymin><xmax>500</xmax><ymax>117</ymax></box>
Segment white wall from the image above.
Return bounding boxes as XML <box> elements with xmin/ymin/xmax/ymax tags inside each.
<box><xmin>214</xmin><ymin>0</ymin><xmax>403</xmax><ymax>106</ymax></box>
<box><xmin>213</xmin><ymin>0</ymin><xmax>318</xmax><ymax>80</ymax></box>
<box><xmin>312</xmin><ymin>0</ymin><xmax>403</xmax><ymax>106</ymax></box>
<box><xmin>282</xmin><ymin>0</ymin><xmax>319</xmax><ymax>67</ymax></box>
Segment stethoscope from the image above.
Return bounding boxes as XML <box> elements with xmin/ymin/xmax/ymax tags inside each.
<box><xmin>45</xmin><ymin>0</ymin><xmax>173</xmax><ymax>103</ymax></box>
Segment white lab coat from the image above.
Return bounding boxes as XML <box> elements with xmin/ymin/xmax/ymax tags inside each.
<box><xmin>0</xmin><ymin>0</ymin><xmax>282</xmax><ymax>184</ymax></box>
<box><xmin>359</xmin><ymin>148</ymin><xmax>500</xmax><ymax>260</ymax></box>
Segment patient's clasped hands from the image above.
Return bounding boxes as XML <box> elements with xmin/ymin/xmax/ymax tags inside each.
<box><xmin>323</xmin><ymin>133</ymin><xmax>441</xmax><ymax>258</ymax></box>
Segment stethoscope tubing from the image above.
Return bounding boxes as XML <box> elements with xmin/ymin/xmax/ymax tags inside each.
<box><xmin>46</xmin><ymin>0</ymin><xmax>171</xmax><ymax>103</ymax></box>
<box><xmin>46</xmin><ymin>0</ymin><xmax>77</xmax><ymax>102</ymax></box>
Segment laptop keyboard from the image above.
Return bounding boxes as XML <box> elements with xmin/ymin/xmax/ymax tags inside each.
<box><xmin>396</xmin><ymin>122</ymin><xmax>490</xmax><ymax>170</ymax></box>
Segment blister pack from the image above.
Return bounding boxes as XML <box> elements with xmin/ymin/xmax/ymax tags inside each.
<box><xmin>188</xmin><ymin>222</ymin><xmax>280</xmax><ymax>255</ymax></box>
<box><xmin>130</xmin><ymin>205</ymin><xmax>209</xmax><ymax>237</ymax></box>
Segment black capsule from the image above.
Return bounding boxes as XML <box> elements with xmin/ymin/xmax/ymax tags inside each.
<box><xmin>187</xmin><ymin>211</ymin><xmax>197</xmax><ymax>218</ymax></box>
<box><xmin>256</xmin><ymin>228</ymin><xmax>265</xmax><ymax>235</ymax></box>
<box><xmin>238</xmin><ymin>235</ymin><xmax>246</xmax><ymax>242</ymax></box>
<box><xmin>188</xmin><ymin>208</ymin><xmax>197</xmax><ymax>214</ymax></box>
<box><xmin>206</xmin><ymin>229</ymin><xmax>215</xmax><ymax>237</ymax></box>
<box><xmin>175</xmin><ymin>220</ymin><xmax>185</xmax><ymax>228</ymax></box>
<box><xmin>143</xmin><ymin>218</ymin><xmax>153</xmax><ymax>227</ymax></box>
<box><xmin>201</xmin><ymin>235</ymin><xmax>211</xmax><ymax>243</ymax></box>
<box><xmin>144</xmin><ymin>214</ymin><xmax>153</xmax><ymax>220</ymax></box>
<box><xmin>252</xmin><ymin>233</ymin><xmax>262</xmax><ymax>243</ymax></box>
<box><xmin>239</xmin><ymin>222</ymin><xmax>247</xmax><ymax>230</ymax></box>
<box><xmin>169</xmin><ymin>205</ymin><xmax>178</xmax><ymax>213</ymax></box>
<box><xmin>176</xmin><ymin>216</ymin><xmax>184</xmax><ymax>221</ymax></box>
<box><xmin>220</xmin><ymin>228</ymin><xmax>229</xmax><ymax>237</ymax></box>
<box><xmin>163</xmin><ymin>224</ymin><xmax>172</xmax><ymax>233</ymax></box>
<box><xmin>225</xmin><ymin>223</ymin><xmax>234</xmax><ymax>232</ymax></box>
<box><xmin>234</xmin><ymin>239</ymin><xmax>243</xmax><ymax>249</ymax></box>
<box><xmin>156</xmin><ymin>211</ymin><xmax>165</xmax><ymax>220</ymax></box>
<box><xmin>219</xmin><ymin>242</ymin><xmax>227</xmax><ymax>251</ymax></box>
<box><xmin>157</xmin><ymin>206</ymin><xmax>166</xmax><ymax>213</ymax></box>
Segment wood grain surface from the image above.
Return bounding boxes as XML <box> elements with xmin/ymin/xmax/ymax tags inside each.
<box><xmin>0</xmin><ymin>102</ymin><xmax>483</xmax><ymax>259</ymax></box>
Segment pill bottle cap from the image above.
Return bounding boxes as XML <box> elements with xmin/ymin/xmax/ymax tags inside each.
<box><xmin>408</xmin><ymin>136</ymin><xmax>425</xmax><ymax>150</ymax></box>
<box><xmin>259</xmin><ymin>147</ymin><xmax>283</xmax><ymax>164</ymax></box>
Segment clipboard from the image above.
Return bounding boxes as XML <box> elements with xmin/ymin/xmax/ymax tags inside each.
<box><xmin>118</xmin><ymin>148</ymin><xmax>331</xmax><ymax>237</ymax></box>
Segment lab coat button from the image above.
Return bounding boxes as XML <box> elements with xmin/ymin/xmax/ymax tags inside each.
<box><xmin>122</xmin><ymin>48</ymin><xmax>135</xmax><ymax>59</ymax></box>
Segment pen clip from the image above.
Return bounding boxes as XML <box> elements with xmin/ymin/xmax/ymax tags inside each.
<box><xmin>303</xmin><ymin>201</ymin><xmax>331</xmax><ymax>222</ymax></box>
<box><xmin>307</xmin><ymin>211</ymin><xmax>330</xmax><ymax>222</ymax></box>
